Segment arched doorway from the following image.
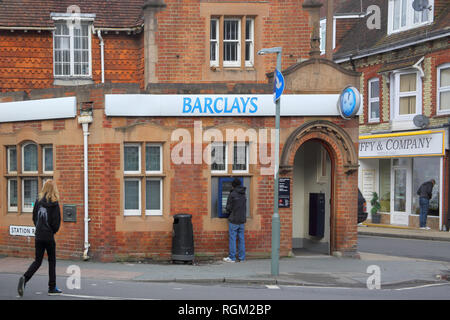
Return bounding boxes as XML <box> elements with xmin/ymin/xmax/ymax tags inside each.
<box><xmin>292</xmin><ymin>140</ymin><xmax>332</xmax><ymax>254</ymax></box>
<box><xmin>280</xmin><ymin>120</ymin><xmax>359</xmax><ymax>257</ymax></box>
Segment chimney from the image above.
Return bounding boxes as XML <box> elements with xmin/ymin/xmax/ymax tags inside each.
<box><xmin>143</xmin><ymin>0</ymin><xmax>166</xmax><ymax>89</ymax></box>
<box><xmin>302</xmin><ymin>0</ymin><xmax>323</xmax><ymax>59</ymax></box>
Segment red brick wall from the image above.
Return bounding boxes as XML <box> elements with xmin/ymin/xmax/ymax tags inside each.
<box><xmin>0</xmin><ymin>30</ymin><xmax>144</xmax><ymax>93</ymax></box>
<box><xmin>155</xmin><ymin>0</ymin><xmax>311</xmax><ymax>83</ymax></box>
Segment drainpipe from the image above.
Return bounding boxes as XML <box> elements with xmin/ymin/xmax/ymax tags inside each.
<box><xmin>78</xmin><ymin>107</ymin><xmax>93</xmax><ymax>260</ymax></box>
<box><xmin>97</xmin><ymin>30</ymin><xmax>105</xmax><ymax>83</ymax></box>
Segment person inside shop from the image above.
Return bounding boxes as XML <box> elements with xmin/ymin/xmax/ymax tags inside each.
<box><xmin>417</xmin><ymin>179</ymin><xmax>436</xmax><ymax>230</ymax></box>
<box><xmin>17</xmin><ymin>179</ymin><xmax>62</xmax><ymax>297</ymax></box>
<box><xmin>223</xmin><ymin>178</ymin><xmax>247</xmax><ymax>263</ymax></box>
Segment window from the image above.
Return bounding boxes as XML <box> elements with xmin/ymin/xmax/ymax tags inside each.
<box><xmin>53</xmin><ymin>22</ymin><xmax>92</xmax><ymax>77</ymax></box>
<box><xmin>8</xmin><ymin>179</ymin><xmax>18</xmax><ymax>212</ymax></box>
<box><xmin>379</xmin><ymin>159</ymin><xmax>391</xmax><ymax>212</ymax></box>
<box><xmin>320</xmin><ymin>19</ymin><xmax>326</xmax><ymax>54</ymax></box>
<box><xmin>7</xmin><ymin>146</ymin><xmax>17</xmax><ymax>173</ymax></box>
<box><xmin>412</xmin><ymin>157</ymin><xmax>440</xmax><ymax>216</ymax></box>
<box><xmin>392</xmin><ymin>71</ymin><xmax>421</xmax><ymax>120</ymax></box>
<box><xmin>232</xmin><ymin>143</ymin><xmax>249</xmax><ymax>173</ymax></box>
<box><xmin>368</xmin><ymin>78</ymin><xmax>380</xmax><ymax>122</ymax></box>
<box><xmin>210</xmin><ymin>141</ymin><xmax>251</xmax><ymax>218</ymax></box>
<box><xmin>5</xmin><ymin>143</ymin><xmax>53</xmax><ymax>213</ymax></box>
<box><xmin>210</xmin><ymin>17</ymin><xmax>255</xmax><ymax>68</ymax></box>
<box><xmin>245</xmin><ymin>19</ymin><xmax>254</xmax><ymax>67</ymax></box>
<box><xmin>223</xmin><ymin>19</ymin><xmax>240</xmax><ymax>67</ymax></box>
<box><xmin>388</xmin><ymin>0</ymin><xmax>434</xmax><ymax>34</ymax></box>
<box><xmin>210</xmin><ymin>19</ymin><xmax>219</xmax><ymax>67</ymax></box>
<box><xmin>437</xmin><ymin>64</ymin><xmax>450</xmax><ymax>114</ymax></box>
<box><xmin>211</xmin><ymin>143</ymin><xmax>227</xmax><ymax>173</ymax></box>
<box><xmin>43</xmin><ymin>146</ymin><xmax>54</xmax><ymax>173</ymax></box>
<box><xmin>123</xmin><ymin>143</ymin><xmax>163</xmax><ymax>216</ymax></box>
<box><xmin>23</xmin><ymin>143</ymin><xmax>38</xmax><ymax>173</ymax></box>
<box><xmin>319</xmin><ymin>18</ymin><xmax>336</xmax><ymax>55</ymax></box>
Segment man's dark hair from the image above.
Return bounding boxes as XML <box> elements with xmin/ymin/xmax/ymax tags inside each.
<box><xmin>232</xmin><ymin>178</ymin><xmax>241</xmax><ymax>188</ymax></box>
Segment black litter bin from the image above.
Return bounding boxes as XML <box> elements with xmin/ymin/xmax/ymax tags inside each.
<box><xmin>172</xmin><ymin>214</ymin><xmax>194</xmax><ymax>262</ymax></box>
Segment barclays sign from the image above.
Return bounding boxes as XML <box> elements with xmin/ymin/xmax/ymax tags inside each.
<box><xmin>182</xmin><ymin>96</ymin><xmax>259</xmax><ymax>115</ymax></box>
<box><xmin>105</xmin><ymin>93</ymin><xmax>357</xmax><ymax>117</ymax></box>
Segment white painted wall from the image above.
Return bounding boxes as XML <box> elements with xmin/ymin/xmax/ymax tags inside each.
<box><xmin>292</xmin><ymin>141</ymin><xmax>331</xmax><ymax>251</ymax></box>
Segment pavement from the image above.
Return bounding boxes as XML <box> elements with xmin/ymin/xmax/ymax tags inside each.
<box><xmin>0</xmin><ymin>225</ymin><xmax>449</xmax><ymax>290</ymax></box>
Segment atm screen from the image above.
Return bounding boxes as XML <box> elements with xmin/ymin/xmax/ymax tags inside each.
<box><xmin>221</xmin><ymin>180</ymin><xmax>233</xmax><ymax>216</ymax></box>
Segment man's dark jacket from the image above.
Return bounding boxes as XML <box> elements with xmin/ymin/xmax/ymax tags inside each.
<box><xmin>32</xmin><ymin>197</ymin><xmax>61</xmax><ymax>241</ymax></box>
<box><xmin>226</xmin><ymin>186</ymin><xmax>247</xmax><ymax>225</ymax></box>
<box><xmin>417</xmin><ymin>181</ymin><xmax>434</xmax><ymax>200</ymax></box>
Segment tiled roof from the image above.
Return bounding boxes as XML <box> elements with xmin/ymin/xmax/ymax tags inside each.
<box><xmin>0</xmin><ymin>0</ymin><xmax>145</xmax><ymax>28</ymax></box>
<box><xmin>333</xmin><ymin>0</ymin><xmax>450</xmax><ymax>61</ymax></box>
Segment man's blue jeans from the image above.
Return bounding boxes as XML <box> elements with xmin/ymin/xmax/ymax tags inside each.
<box><xmin>228</xmin><ymin>222</ymin><xmax>245</xmax><ymax>261</ymax></box>
<box><xmin>419</xmin><ymin>197</ymin><xmax>429</xmax><ymax>228</ymax></box>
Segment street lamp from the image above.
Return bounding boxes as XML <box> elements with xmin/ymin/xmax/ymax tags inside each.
<box><xmin>257</xmin><ymin>47</ymin><xmax>282</xmax><ymax>276</ymax></box>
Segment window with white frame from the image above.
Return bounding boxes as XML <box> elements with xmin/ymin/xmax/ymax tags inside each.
<box><xmin>368</xmin><ymin>78</ymin><xmax>380</xmax><ymax>122</ymax></box>
<box><xmin>53</xmin><ymin>22</ymin><xmax>92</xmax><ymax>77</ymax></box>
<box><xmin>211</xmin><ymin>143</ymin><xmax>227</xmax><ymax>173</ymax></box>
<box><xmin>392</xmin><ymin>71</ymin><xmax>422</xmax><ymax>120</ymax></box>
<box><xmin>43</xmin><ymin>145</ymin><xmax>54</xmax><ymax>173</ymax></box>
<box><xmin>210</xmin><ymin>17</ymin><xmax>255</xmax><ymax>68</ymax></box>
<box><xmin>319</xmin><ymin>18</ymin><xmax>336</xmax><ymax>54</ymax></box>
<box><xmin>210</xmin><ymin>19</ymin><xmax>219</xmax><ymax>67</ymax></box>
<box><xmin>437</xmin><ymin>64</ymin><xmax>450</xmax><ymax>114</ymax></box>
<box><xmin>388</xmin><ymin>0</ymin><xmax>434</xmax><ymax>34</ymax></box>
<box><xmin>210</xmin><ymin>141</ymin><xmax>250</xmax><ymax>219</ymax></box>
<box><xmin>244</xmin><ymin>19</ymin><xmax>254</xmax><ymax>67</ymax></box>
<box><xmin>123</xmin><ymin>143</ymin><xmax>163</xmax><ymax>216</ymax></box>
<box><xmin>232</xmin><ymin>142</ymin><xmax>249</xmax><ymax>173</ymax></box>
<box><xmin>5</xmin><ymin>143</ymin><xmax>53</xmax><ymax>213</ymax></box>
<box><xmin>223</xmin><ymin>19</ymin><xmax>240</xmax><ymax>67</ymax></box>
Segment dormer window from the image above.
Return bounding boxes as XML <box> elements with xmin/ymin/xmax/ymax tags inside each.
<box><xmin>388</xmin><ymin>0</ymin><xmax>434</xmax><ymax>34</ymax></box>
<box><xmin>51</xmin><ymin>13</ymin><xmax>95</xmax><ymax>79</ymax></box>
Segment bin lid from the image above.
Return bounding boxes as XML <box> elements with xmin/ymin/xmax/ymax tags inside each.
<box><xmin>173</xmin><ymin>214</ymin><xmax>192</xmax><ymax>218</ymax></box>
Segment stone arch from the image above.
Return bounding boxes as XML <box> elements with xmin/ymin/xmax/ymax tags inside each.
<box><xmin>280</xmin><ymin>120</ymin><xmax>358</xmax><ymax>174</ymax></box>
<box><xmin>280</xmin><ymin>120</ymin><xmax>359</xmax><ymax>257</ymax></box>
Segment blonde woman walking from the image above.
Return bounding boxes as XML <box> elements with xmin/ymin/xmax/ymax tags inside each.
<box><xmin>18</xmin><ymin>180</ymin><xmax>62</xmax><ymax>297</ymax></box>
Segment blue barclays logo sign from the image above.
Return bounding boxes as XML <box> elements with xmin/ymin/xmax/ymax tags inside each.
<box><xmin>182</xmin><ymin>96</ymin><xmax>258</xmax><ymax>115</ymax></box>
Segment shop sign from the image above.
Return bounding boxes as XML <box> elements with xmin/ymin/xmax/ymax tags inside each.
<box><xmin>9</xmin><ymin>225</ymin><xmax>35</xmax><ymax>237</ymax></box>
<box><xmin>105</xmin><ymin>94</ymin><xmax>359</xmax><ymax>117</ymax></box>
<box><xmin>359</xmin><ymin>130</ymin><xmax>445</xmax><ymax>158</ymax></box>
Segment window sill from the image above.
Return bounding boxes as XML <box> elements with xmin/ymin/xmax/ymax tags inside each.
<box><xmin>53</xmin><ymin>78</ymin><xmax>94</xmax><ymax>86</ymax></box>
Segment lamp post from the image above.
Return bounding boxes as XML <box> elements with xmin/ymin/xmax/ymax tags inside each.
<box><xmin>257</xmin><ymin>47</ymin><xmax>282</xmax><ymax>276</ymax></box>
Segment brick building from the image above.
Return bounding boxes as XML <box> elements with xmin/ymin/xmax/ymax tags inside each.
<box><xmin>0</xmin><ymin>0</ymin><xmax>362</xmax><ymax>262</ymax></box>
<box><xmin>330</xmin><ymin>0</ymin><xmax>450</xmax><ymax>230</ymax></box>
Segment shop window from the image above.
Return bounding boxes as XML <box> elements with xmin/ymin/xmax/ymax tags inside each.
<box><xmin>368</xmin><ymin>78</ymin><xmax>380</xmax><ymax>122</ymax></box>
<box><xmin>4</xmin><ymin>143</ymin><xmax>53</xmax><ymax>214</ymax></box>
<box><xmin>123</xmin><ymin>143</ymin><xmax>163</xmax><ymax>216</ymax></box>
<box><xmin>210</xmin><ymin>16</ymin><xmax>255</xmax><ymax>68</ymax></box>
<box><xmin>388</xmin><ymin>0</ymin><xmax>434</xmax><ymax>35</ymax></box>
<box><xmin>437</xmin><ymin>64</ymin><xmax>450</xmax><ymax>114</ymax></box>
<box><xmin>379</xmin><ymin>159</ymin><xmax>391</xmax><ymax>212</ymax></box>
<box><xmin>53</xmin><ymin>22</ymin><xmax>92</xmax><ymax>78</ymax></box>
<box><xmin>391</xmin><ymin>71</ymin><xmax>422</xmax><ymax>121</ymax></box>
<box><xmin>412</xmin><ymin>157</ymin><xmax>440</xmax><ymax>216</ymax></box>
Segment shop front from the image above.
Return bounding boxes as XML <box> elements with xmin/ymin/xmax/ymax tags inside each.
<box><xmin>359</xmin><ymin>129</ymin><xmax>447</xmax><ymax>230</ymax></box>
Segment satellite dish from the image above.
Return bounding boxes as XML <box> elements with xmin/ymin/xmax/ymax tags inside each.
<box><xmin>412</xmin><ymin>0</ymin><xmax>430</xmax><ymax>11</ymax></box>
<box><xmin>413</xmin><ymin>114</ymin><xmax>430</xmax><ymax>128</ymax></box>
